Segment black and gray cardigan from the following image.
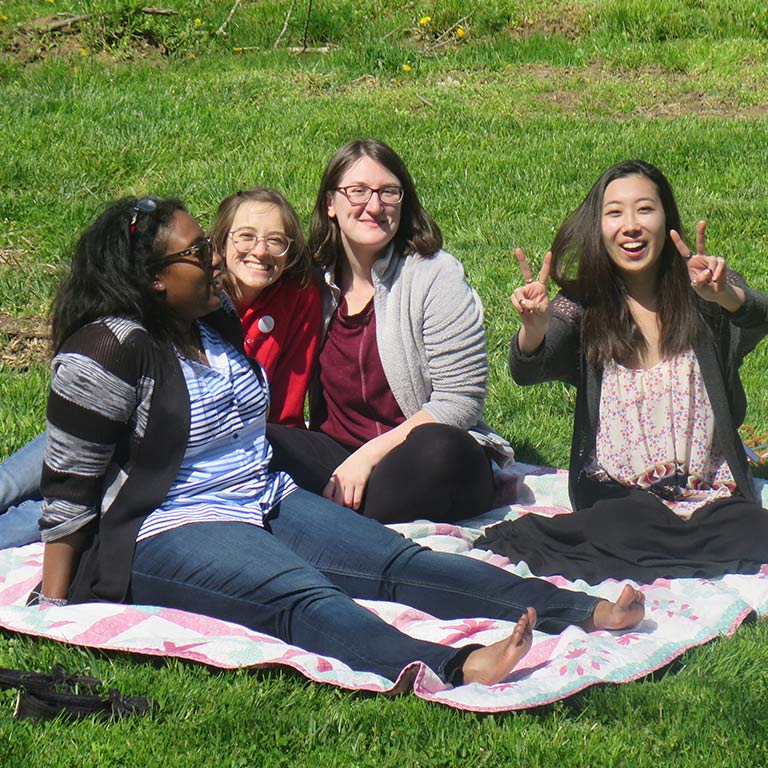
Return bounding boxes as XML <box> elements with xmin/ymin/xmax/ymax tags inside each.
<box><xmin>40</xmin><ymin>305</ymin><xmax>245</xmax><ymax>605</ymax></box>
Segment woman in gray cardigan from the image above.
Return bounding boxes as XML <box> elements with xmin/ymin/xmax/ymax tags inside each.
<box><xmin>267</xmin><ymin>139</ymin><xmax>513</xmax><ymax>524</ymax></box>
<box><xmin>475</xmin><ymin>160</ymin><xmax>768</xmax><ymax>583</ymax></box>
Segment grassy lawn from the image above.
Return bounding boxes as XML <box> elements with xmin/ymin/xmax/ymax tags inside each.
<box><xmin>1</xmin><ymin>1</ymin><xmax>768</xmax><ymax>764</ymax></box>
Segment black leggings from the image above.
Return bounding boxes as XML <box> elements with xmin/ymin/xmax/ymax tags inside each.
<box><xmin>267</xmin><ymin>423</ymin><xmax>494</xmax><ymax>524</ymax></box>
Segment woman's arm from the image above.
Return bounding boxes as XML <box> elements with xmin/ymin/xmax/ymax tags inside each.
<box><xmin>39</xmin><ymin>321</ymin><xmax>141</xmax><ymax>600</ymax></box>
<box><xmin>671</xmin><ymin>221</ymin><xmax>768</xmax><ymax>355</ymax></box>
<box><xmin>322</xmin><ymin>410</ymin><xmax>434</xmax><ymax>509</ymax></box>
<box><xmin>41</xmin><ymin>530</ymin><xmax>89</xmax><ymax>600</ymax></box>
<box><xmin>414</xmin><ymin>253</ymin><xmax>488</xmax><ymax>428</ymax></box>
<box><xmin>324</xmin><ymin>252</ymin><xmax>486</xmax><ymax>509</ymax></box>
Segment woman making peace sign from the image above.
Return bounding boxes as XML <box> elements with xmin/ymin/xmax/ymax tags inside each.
<box><xmin>476</xmin><ymin>160</ymin><xmax>768</xmax><ymax>583</ymax></box>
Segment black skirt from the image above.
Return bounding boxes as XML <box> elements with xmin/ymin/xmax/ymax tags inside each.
<box><xmin>473</xmin><ymin>481</ymin><xmax>768</xmax><ymax>585</ymax></box>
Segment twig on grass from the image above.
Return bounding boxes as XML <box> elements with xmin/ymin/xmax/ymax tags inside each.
<box><xmin>424</xmin><ymin>13</ymin><xmax>472</xmax><ymax>53</ymax></box>
<box><xmin>216</xmin><ymin>0</ymin><xmax>243</xmax><ymax>36</ymax></box>
<box><xmin>301</xmin><ymin>0</ymin><xmax>313</xmax><ymax>52</ymax></box>
<box><xmin>274</xmin><ymin>0</ymin><xmax>297</xmax><ymax>48</ymax></box>
<box><xmin>288</xmin><ymin>46</ymin><xmax>330</xmax><ymax>54</ymax></box>
<box><xmin>140</xmin><ymin>7</ymin><xmax>177</xmax><ymax>15</ymax></box>
<box><xmin>34</xmin><ymin>14</ymin><xmax>92</xmax><ymax>33</ymax></box>
<box><xmin>415</xmin><ymin>94</ymin><xmax>435</xmax><ymax>107</ymax></box>
<box><xmin>382</xmin><ymin>26</ymin><xmax>408</xmax><ymax>40</ymax></box>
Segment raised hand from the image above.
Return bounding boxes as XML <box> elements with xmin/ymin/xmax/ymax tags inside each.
<box><xmin>510</xmin><ymin>248</ymin><xmax>552</xmax><ymax>353</ymax></box>
<box><xmin>670</xmin><ymin>221</ymin><xmax>745</xmax><ymax>312</ymax></box>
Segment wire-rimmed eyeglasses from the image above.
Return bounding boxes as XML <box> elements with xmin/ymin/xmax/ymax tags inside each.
<box><xmin>229</xmin><ymin>229</ymin><xmax>293</xmax><ymax>258</ymax></box>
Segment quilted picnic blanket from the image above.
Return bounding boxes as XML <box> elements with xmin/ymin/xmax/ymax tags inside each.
<box><xmin>1</xmin><ymin>463</ymin><xmax>767</xmax><ymax>713</ymax></box>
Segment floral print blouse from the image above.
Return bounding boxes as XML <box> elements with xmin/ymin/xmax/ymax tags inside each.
<box><xmin>585</xmin><ymin>349</ymin><xmax>735</xmax><ymax>520</ymax></box>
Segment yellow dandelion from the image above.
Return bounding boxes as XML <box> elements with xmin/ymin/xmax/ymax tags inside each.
<box><xmin>79</xmin><ymin>47</ymin><xmax>88</xmax><ymax>56</ymax></box>
<box><xmin>419</xmin><ymin>16</ymin><xmax>431</xmax><ymax>26</ymax></box>
<box><xmin>189</xmin><ymin>52</ymin><xmax>197</xmax><ymax>60</ymax></box>
<box><xmin>0</xmin><ymin>14</ymin><xmax>8</xmax><ymax>21</ymax></box>
<box><xmin>46</xmin><ymin>0</ymin><xmax>55</xmax><ymax>4</ymax></box>
<box><xmin>402</xmin><ymin>64</ymin><xmax>412</xmax><ymax>72</ymax></box>
<box><xmin>194</xmin><ymin>18</ymin><xmax>202</xmax><ymax>27</ymax></box>
<box><xmin>456</xmin><ymin>27</ymin><xmax>465</xmax><ymax>38</ymax></box>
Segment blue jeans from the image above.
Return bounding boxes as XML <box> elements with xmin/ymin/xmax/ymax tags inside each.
<box><xmin>131</xmin><ymin>488</ymin><xmax>598</xmax><ymax>683</ymax></box>
<box><xmin>0</xmin><ymin>433</ymin><xmax>44</xmax><ymax>548</ymax></box>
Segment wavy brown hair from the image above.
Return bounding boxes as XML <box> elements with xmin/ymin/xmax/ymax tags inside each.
<box><xmin>211</xmin><ymin>187</ymin><xmax>313</xmax><ymax>302</ymax></box>
<box><xmin>551</xmin><ymin>160</ymin><xmax>699</xmax><ymax>368</ymax></box>
<box><xmin>309</xmin><ymin>139</ymin><xmax>442</xmax><ymax>272</ymax></box>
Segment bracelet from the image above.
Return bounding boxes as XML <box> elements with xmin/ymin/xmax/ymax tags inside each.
<box><xmin>30</xmin><ymin>591</ymin><xmax>68</xmax><ymax>607</ymax></box>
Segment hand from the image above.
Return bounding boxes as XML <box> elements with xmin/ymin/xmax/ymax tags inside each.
<box><xmin>323</xmin><ymin>447</ymin><xmax>377</xmax><ymax>511</ymax></box>
<box><xmin>669</xmin><ymin>221</ymin><xmax>743</xmax><ymax>310</ymax></box>
<box><xmin>510</xmin><ymin>248</ymin><xmax>552</xmax><ymax>352</ymax></box>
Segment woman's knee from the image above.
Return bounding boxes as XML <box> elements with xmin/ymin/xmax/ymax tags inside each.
<box><xmin>400</xmin><ymin>423</ymin><xmax>490</xmax><ymax>480</ymax></box>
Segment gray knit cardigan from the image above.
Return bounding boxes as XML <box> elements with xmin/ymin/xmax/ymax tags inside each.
<box><xmin>313</xmin><ymin>245</ymin><xmax>515</xmax><ymax>465</ymax></box>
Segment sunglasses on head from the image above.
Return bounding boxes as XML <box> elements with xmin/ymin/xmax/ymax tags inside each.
<box><xmin>146</xmin><ymin>236</ymin><xmax>214</xmax><ymax>272</ymax></box>
<box><xmin>129</xmin><ymin>197</ymin><xmax>159</xmax><ymax>235</ymax></box>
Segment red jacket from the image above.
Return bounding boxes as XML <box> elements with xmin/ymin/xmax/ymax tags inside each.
<box><xmin>238</xmin><ymin>279</ymin><xmax>322</xmax><ymax>428</ymax></box>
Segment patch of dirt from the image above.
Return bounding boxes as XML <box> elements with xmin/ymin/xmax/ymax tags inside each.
<box><xmin>508</xmin><ymin>63</ymin><xmax>768</xmax><ymax>119</ymax></box>
<box><xmin>1</xmin><ymin>12</ymin><xmax>170</xmax><ymax>65</ymax></box>
<box><xmin>507</xmin><ymin>2</ymin><xmax>591</xmax><ymax>41</ymax></box>
<box><xmin>0</xmin><ymin>313</ymin><xmax>49</xmax><ymax>370</ymax></box>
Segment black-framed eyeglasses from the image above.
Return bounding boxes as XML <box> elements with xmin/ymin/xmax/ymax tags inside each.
<box><xmin>229</xmin><ymin>229</ymin><xmax>293</xmax><ymax>258</ymax></box>
<box><xmin>334</xmin><ymin>185</ymin><xmax>404</xmax><ymax>205</ymax></box>
<box><xmin>147</xmin><ymin>236</ymin><xmax>214</xmax><ymax>272</ymax></box>
<box><xmin>129</xmin><ymin>197</ymin><xmax>159</xmax><ymax>234</ymax></box>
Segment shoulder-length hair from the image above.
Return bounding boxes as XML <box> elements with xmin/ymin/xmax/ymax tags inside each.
<box><xmin>551</xmin><ymin>160</ymin><xmax>699</xmax><ymax>368</ymax></box>
<box><xmin>51</xmin><ymin>196</ymin><xmax>186</xmax><ymax>352</ymax></box>
<box><xmin>309</xmin><ymin>138</ymin><xmax>442</xmax><ymax>271</ymax></box>
<box><xmin>211</xmin><ymin>187</ymin><xmax>313</xmax><ymax>301</ymax></box>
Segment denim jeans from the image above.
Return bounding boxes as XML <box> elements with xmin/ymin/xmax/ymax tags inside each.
<box><xmin>131</xmin><ymin>488</ymin><xmax>598</xmax><ymax>682</ymax></box>
<box><xmin>0</xmin><ymin>433</ymin><xmax>44</xmax><ymax>548</ymax></box>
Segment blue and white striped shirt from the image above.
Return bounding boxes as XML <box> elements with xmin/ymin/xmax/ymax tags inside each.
<box><xmin>137</xmin><ymin>323</ymin><xmax>297</xmax><ymax>541</ymax></box>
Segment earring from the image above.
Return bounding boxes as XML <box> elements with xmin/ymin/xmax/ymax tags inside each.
<box><xmin>153</xmin><ymin>280</ymin><xmax>164</xmax><ymax>290</ymax></box>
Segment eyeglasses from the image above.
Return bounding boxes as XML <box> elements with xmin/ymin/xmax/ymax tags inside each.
<box><xmin>129</xmin><ymin>197</ymin><xmax>158</xmax><ymax>234</ymax></box>
<box><xmin>334</xmin><ymin>185</ymin><xmax>404</xmax><ymax>206</ymax></box>
<box><xmin>147</xmin><ymin>236</ymin><xmax>214</xmax><ymax>272</ymax></box>
<box><xmin>229</xmin><ymin>229</ymin><xmax>293</xmax><ymax>258</ymax></box>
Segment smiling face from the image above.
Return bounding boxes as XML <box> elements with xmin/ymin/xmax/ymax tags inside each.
<box><xmin>154</xmin><ymin>210</ymin><xmax>222</xmax><ymax>325</ymax></box>
<box><xmin>601</xmin><ymin>174</ymin><xmax>667</xmax><ymax>287</ymax></box>
<box><xmin>224</xmin><ymin>201</ymin><xmax>289</xmax><ymax>307</ymax></box>
<box><xmin>327</xmin><ymin>155</ymin><xmax>403</xmax><ymax>262</ymax></box>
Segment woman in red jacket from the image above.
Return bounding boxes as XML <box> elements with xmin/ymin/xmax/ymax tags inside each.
<box><xmin>212</xmin><ymin>187</ymin><xmax>322</xmax><ymax>428</ymax></box>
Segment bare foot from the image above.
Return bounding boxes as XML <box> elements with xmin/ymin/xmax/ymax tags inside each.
<box><xmin>461</xmin><ymin>607</ymin><xmax>536</xmax><ymax>686</ymax></box>
<box><xmin>581</xmin><ymin>584</ymin><xmax>645</xmax><ymax>632</ymax></box>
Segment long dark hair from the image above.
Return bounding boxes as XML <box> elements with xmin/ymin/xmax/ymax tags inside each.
<box><xmin>551</xmin><ymin>160</ymin><xmax>699</xmax><ymax>368</ymax></box>
<box><xmin>51</xmin><ymin>196</ymin><xmax>186</xmax><ymax>352</ymax></box>
<box><xmin>211</xmin><ymin>187</ymin><xmax>313</xmax><ymax>302</ymax></box>
<box><xmin>309</xmin><ymin>138</ymin><xmax>442</xmax><ymax>271</ymax></box>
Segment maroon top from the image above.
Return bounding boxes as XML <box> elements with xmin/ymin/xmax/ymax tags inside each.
<box><xmin>317</xmin><ymin>298</ymin><xmax>405</xmax><ymax>449</ymax></box>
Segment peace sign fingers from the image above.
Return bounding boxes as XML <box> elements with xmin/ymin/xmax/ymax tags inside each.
<box><xmin>510</xmin><ymin>248</ymin><xmax>552</xmax><ymax>327</ymax></box>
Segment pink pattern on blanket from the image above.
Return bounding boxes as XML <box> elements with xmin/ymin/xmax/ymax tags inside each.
<box><xmin>68</xmin><ymin>611</ymin><xmax>160</xmax><ymax>644</ymax></box>
<box><xmin>0</xmin><ymin>468</ymin><xmax>766</xmax><ymax>713</ymax></box>
<box><xmin>439</xmin><ymin>618</ymin><xmax>497</xmax><ymax>645</ymax></box>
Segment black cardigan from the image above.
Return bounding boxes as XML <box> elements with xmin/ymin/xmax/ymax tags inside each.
<box><xmin>509</xmin><ymin>276</ymin><xmax>768</xmax><ymax>509</ymax></box>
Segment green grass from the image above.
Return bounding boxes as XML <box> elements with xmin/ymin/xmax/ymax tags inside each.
<box><xmin>2</xmin><ymin>1</ymin><xmax>768</xmax><ymax>764</ymax></box>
